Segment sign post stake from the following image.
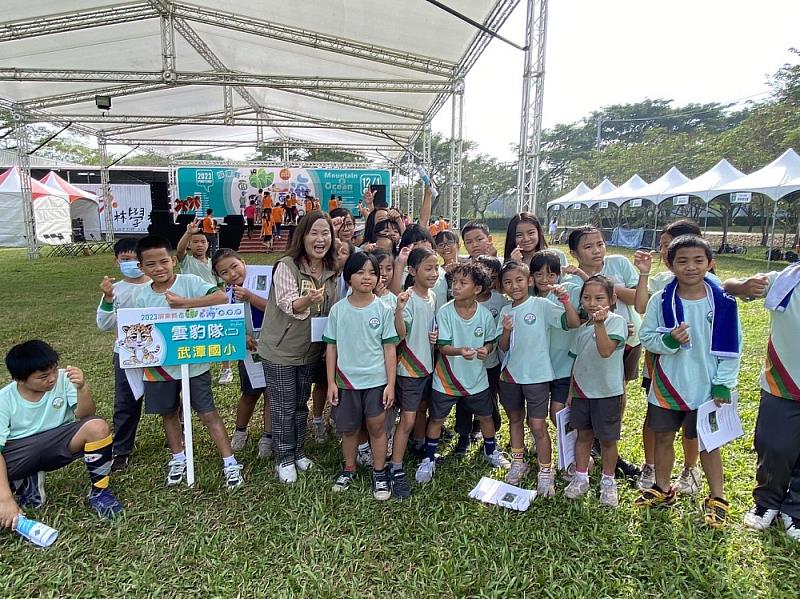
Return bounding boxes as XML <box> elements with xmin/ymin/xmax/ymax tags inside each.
<box><xmin>180</xmin><ymin>363</ymin><xmax>195</xmax><ymax>487</ymax></box>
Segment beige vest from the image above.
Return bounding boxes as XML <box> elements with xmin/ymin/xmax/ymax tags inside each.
<box><xmin>256</xmin><ymin>256</ymin><xmax>337</xmax><ymax>366</ymax></box>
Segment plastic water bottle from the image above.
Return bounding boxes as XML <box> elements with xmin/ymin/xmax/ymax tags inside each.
<box><xmin>415</xmin><ymin>165</ymin><xmax>439</xmax><ymax>199</ymax></box>
<box><xmin>16</xmin><ymin>515</ymin><xmax>59</xmax><ymax>548</ymax></box>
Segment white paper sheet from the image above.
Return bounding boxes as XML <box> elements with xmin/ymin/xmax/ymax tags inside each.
<box><xmin>468</xmin><ymin>477</ymin><xmax>536</xmax><ymax>511</ymax></box>
<box><xmin>242</xmin><ymin>352</ymin><xmax>266</xmax><ymax>389</ymax></box>
<box><xmin>311</xmin><ymin>316</ymin><xmax>328</xmax><ymax>342</ymax></box>
<box><xmin>242</xmin><ymin>265</ymin><xmax>273</xmax><ymax>332</ymax></box>
<box><xmin>124</xmin><ymin>367</ymin><xmax>144</xmax><ymax>400</ymax></box>
<box><xmin>697</xmin><ymin>393</ymin><xmax>743</xmax><ymax>453</ymax></box>
<box><xmin>555</xmin><ymin>406</ymin><xmax>577</xmax><ymax>471</ymax></box>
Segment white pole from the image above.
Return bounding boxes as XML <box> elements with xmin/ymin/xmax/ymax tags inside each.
<box><xmin>180</xmin><ymin>363</ymin><xmax>195</xmax><ymax>487</ymax></box>
<box><xmin>767</xmin><ymin>198</ymin><xmax>779</xmax><ymax>270</ymax></box>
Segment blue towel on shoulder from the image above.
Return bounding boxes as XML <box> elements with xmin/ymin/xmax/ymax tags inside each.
<box><xmin>660</xmin><ymin>276</ymin><xmax>740</xmax><ymax>359</ymax></box>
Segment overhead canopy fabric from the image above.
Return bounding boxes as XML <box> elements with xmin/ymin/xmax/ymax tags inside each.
<box><xmin>715</xmin><ymin>149</ymin><xmax>800</xmax><ymax>201</ymax></box>
<box><xmin>575</xmin><ymin>178</ymin><xmax>616</xmax><ymax>208</ymax></box>
<box><xmin>663</xmin><ymin>159</ymin><xmax>745</xmax><ymax>203</ymax></box>
<box><xmin>622</xmin><ymin>167</ymin><xmax>689</xmax><ymax>205</ymax></box>
<box><xmin>0</xmin><ymin>166</ymin><xmax>72</xmax><ymax>246</ymax></box>
<box><xmin>0</xmin><ymin>1</ymin><xmax>518</xmax><ymax>158</ymax></box>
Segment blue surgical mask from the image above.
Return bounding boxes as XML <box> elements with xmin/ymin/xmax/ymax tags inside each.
<box><xmin>119</xmin><ymin>260</ymin><xmax>144</xmax><ymax>279</ymax></box>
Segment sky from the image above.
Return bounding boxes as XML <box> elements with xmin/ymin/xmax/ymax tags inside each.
<box><xmin>432</xmin><ymin>0</ymin><xmax>800</xmax><ymax>161</ymax></box>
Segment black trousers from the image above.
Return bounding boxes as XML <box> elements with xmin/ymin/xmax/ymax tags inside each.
<box><xmin>455</xmin><ymin>364</ymin><xmax>502</xmax><ymax>437</ymax></box>
<box><xmin>753</xmin><ymin>389</ymin><xmax>800</xmax><ymax>518</ymax></box>
<box><xmin>112</xmin><ymin>353</ymin><xmax>143</xmax><ymax>457</ymax></box>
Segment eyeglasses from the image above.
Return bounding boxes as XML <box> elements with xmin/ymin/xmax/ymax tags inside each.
<box><xmin>436</xmin><ymin>240</ymin><xmax>456</xmax><ymax>249</ymax></box>
<box><xmin>341</xmin><ymin>222</ymin><xmax>354</xmax><ymax>230</ymax></box>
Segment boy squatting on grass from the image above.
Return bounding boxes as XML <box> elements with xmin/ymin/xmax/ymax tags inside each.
<box><xmin>0</xmin><ymin>340</ymin><xmax>123</xmax><ymax>526</ymax></box>
<box><xmin>134</xmin><ymin>235</ymin><xmax>244</xmax><ymax>489</ymax></box>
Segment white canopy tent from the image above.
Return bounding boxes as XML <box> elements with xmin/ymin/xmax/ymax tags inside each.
<box><xmin>664</xmin><ymin>159</ymin><xmax>746</xmax><ymax>204</ymax></box>
<box><xmin>592</xmin><ymin>174</ymin><xmax>648</xmax><ymax>206</ymax></box>
<box><xmin>576</xmin><ymin>178</ymin><xmax>617</xmax><ymax>207</ymax></box>
<box><xmin>40</xmin><ymin>171</ymin><xmax>102</xmax><ymax>241</ymax></box>
<box><xmin>714</xmin><ymin>149</ymin><xmax>800</xmax><ymax>202</ymax></box>
<box><xmin>624</xmin><ymin>167</ymin><xmax>690</xmax><ymax>205</ymax></box>
<box><xmin>547</xmin><ymin>182</ymin><xmax>591</xmax><ymax>209</ymax></box>
<box><xmin>0</xmin><ymin>167</ymin><xmax>72</xmax><ymax>247</ymax></box>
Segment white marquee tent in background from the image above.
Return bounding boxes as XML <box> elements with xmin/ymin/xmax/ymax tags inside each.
<box><xmin>40</xmin><ymin>171</ymin><xmax>102</xmax><ymax>241</ymax></box>
<box><xmin>548</xmin><ymin>182</ymin><xmax>591</xmax><ymax>209</ymax></box>
<box><xmin>0</xmin><ymin>166</ymin><xmax>72</xmax><ymax>247</ymax></box>
<box><xmin>593</xmin><ymin>174</ymin><xmax>649</xmax><ymax>206</ymax></box>
<box><xmin>666</xmin><ymin>159</ymin><xmax>746</xmax><ymax>204</ymax></box>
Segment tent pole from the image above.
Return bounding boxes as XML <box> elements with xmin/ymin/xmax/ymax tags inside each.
<box><xmin>653</xmin><ymin>202</ymin><xmax>659</xmax><ymax>249</ymax></box>
<box><xmin>98</xmin><ymin>134</ymin><xmax>115</xmax><ymax>244</ymax></box>
<box><xmin>12</xmin><ymin>108</ymin><xmax>39</xmax><ymax>260</ymax></box>
<box><xmin>703</xmin><ymin>199</ymin><xmax>710</xmax><ymax>235</ymax></box>
<box><xmin>767</xmin><ymin>197</ymin><xmax>779</xmax><ymax>269</ymax></box>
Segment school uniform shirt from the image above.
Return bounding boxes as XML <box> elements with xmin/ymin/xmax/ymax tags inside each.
<box><xmin>180</xmin><ymin>255</ymin><xmax>218</xmax><ymax>286</ymax></box>
<box><xmin>640</xmin><ymin>291</ymin><xmax>741</xmax><ymax>411</ymax></box>
<box><xmin>433</xmin><ymin>301</ymin><xmax>499</xmax><ymax>397</ymax></box>
<box><xmin>0</xmin><ymin>370</ymin><xmax>77</xmax><ymax>449</ymax></box>
<box><xmin>322</xmin><ymin>297</ymin><xmax>399</xmax><ymax>389</ymax></box>
<box><xmin>96</xmin><ymin>280</ymin><xmax>150</xmax><ymax>352</ymax></box>
<box><xmin>566</xmin><ymin>255</ymin><xmax>641</xmax><ymax>347</ymax></box>
<box><xmin>500</xmin><ymin>296</ymin><xmax>567</xmax><ymax>384</ymax></box>
<box><xmin>377</xmin><ymin>291</ymin><xmax>398</xmax><ymax>312</ymax></box>
<box><xmin>547</xmin><ymin>281</ymin><xmax>582</xmax><ymax>380</ymax></box>
<box><xmin>397</xmin><ymin>288</ymin><xmax>437</xmax><ymax>378</ymax></box>
<box><xmin>403</xmin><ymin>265</ymin><xmax>449</xmax><ymax>312</ymax></box>
<box><xmin>649</xmin><ymin>270</ymin><xmax>722</xmax><ymax>295</ymax></box>
<box><xmin>569</xmin><ymin>311</ymin><xmax>627</xmax><ymax>399</ymax></box>
<box><xmin>478</xmin><ymin>290</ymin><xmax>511</xmax><ymax>369</ymax></box>
<box><xmin>759</xmin><ymin>271</ymin><xmax>800</xmax><ymax>401</ymax></box>
<box><xmin>134</xmin><ymin>274</ymin><xmax>219</xmax><ymax>381</ymax></box>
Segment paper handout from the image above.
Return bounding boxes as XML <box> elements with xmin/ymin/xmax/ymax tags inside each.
<box><xmin>468</xmin><ymin>477</ymin><xmax>536</xmax><ymax>511</ymax></box>
<box><xmin>555</xmin><ymin>406</ymin><xmax>577</xmax><ymax>471</ymax></box>
<box><xmin>697</xmin><ymin>393</ymin><xmax>743</xmax><ymax>453</ymax></box>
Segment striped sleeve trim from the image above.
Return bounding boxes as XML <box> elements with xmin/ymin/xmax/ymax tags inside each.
<box><xmin>382</xmin><ymin>335</ymin><xmax>400</xmax><ymax>345</ymax></box>
<box><xmin>322</xmin><ymin>335</ymin><xmax>336</xmax><ymax>344</ymax></box>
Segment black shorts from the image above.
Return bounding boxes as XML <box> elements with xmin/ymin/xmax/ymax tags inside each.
<box><xmin>238</xmin><ymin>360</ymin><xmax>266</xmax><ymax>396</ymax></box>
<box><xmin>498</xmin><ymin>381</ymin><xmax>550</xmax><ymax>419</ymax></box>
<box><xmin>2</xmin><ymin>417</ymin><xmax>103</xmax><ymax>480</ymax></box>
<box><xmin>143</xmin><ymin>371</ymin><xmax>216</xmax><ymax>415</ymax></box>
<box><xmin>623</xmin><ymin>344</ymin><xmax>642</xmax><ymax>382</ymax></box>
<box><xmin>549</xmin><ymin>377</ymin><xmax>571</xmax><ymax>406</ymax></box>
<box><xmin>333</xmin><ymin>387</ymin><xmax>386</xmax><ymax>433</ymax></box>
<box><xmin>646</xmin><ymin>403</ymin><xmax>698</xmax><ymax>439</ymax></box>
<box><xmin>430</xmin><ymin>388</ymin><xmax>492</xmax><ymax>420</ymax></box>
<box><xmin>396</xmin><ymin>376</ymin><xmax>431</xmax><ymax>413</ymax></box>
<box><xmin>570</xmin><ymin>395</ymin><xmax>624</xmax><ymax>441</ymax></box>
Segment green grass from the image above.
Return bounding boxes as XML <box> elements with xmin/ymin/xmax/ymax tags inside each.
<box><xmin>0</xmin><ymin>242</ymin><xmax>798</xmax><ymax>598</ymax></box>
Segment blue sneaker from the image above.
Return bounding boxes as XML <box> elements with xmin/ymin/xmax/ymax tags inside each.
<box><xmin>87</xmin><ymin>488</ymin><xmax>124</xmax><ymax>519</ymax></box>
<box><xmin>13</xmin><ymin>472</ymin><xmax>46</xmax><ymax>508</ymax></box>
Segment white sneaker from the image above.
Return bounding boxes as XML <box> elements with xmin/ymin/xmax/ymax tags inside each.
<box><xmin>223</xmin><ymin>463</ymin><xmax>245</xmax><ymax>489</ymax></box>
<box><xmin>483</xmin><ymin>449</ymin><xmax>512</xmax><ymax>469</ymax></box>
<box><xmin>257</xmin><ymin>435</ymin><xmax>273</xmax><ymax>458</ymax></box>
<box><xmin>780</xmin><ymin>512</ymin><xmax>800</xmax><ymax>541</ymax></box>
<box><xmin>675</xmin><ymin>466</ymin><xmax>701</xmax><ymax>495</ymax></box>
<box><xmin>599</xmin><ymin>477</ymin><xmax>619</xmax><ymax>508</ymax></box>
<box><xmin>504</xmin><ymin>461</ymin><xmax>529</xmax><ymax>485</ymax></box>
<box><xmin>295</xmin><ymin>457</ymin><xmax>314</xmax><ymax>471</ymax></box>
<box><xmin>218</xmin><ymin>368</ymin><xmax>234</xmax><ymax>385</ymax></box>
<box><xmin>230</xmin><ymin>429</ymin><xmax>248</xmax><ymax>452</ymax></box>
<box><xmin>415</xmin><ymin>457</ymin><xmax>436</xmax><ymax>484</ymax></box>
<box><xmin>166</xmin><ymin>459</ymin><xmax>187</xmax><ymax>486</ymax></box>
<box><xmin>276</xmin><ymin>463</ymin><xmax>298</xmax><ymax>484</ymax></box>
<box><xmin>537</xmin><ymin>470</ymin><xmax>556</xmax><ymax>498</ymax></box>
<box><xmin>744</xmin><ymin>505</ymin><xmax>780</xmax><ymax>531</ymax></box>
<box><xmin>637</xmin><ymin>464</ymin><xmax>655</xmax><ymax>490</ymax></box>
<box><xmin>565</xmin><ymin>475</ymin><xmax>590</xmax><ymax>500</ymax></box>
<box><xmin>357</xmin><ymin>444</ymin><xmax>373</xmax><ymax>467</ymax></box>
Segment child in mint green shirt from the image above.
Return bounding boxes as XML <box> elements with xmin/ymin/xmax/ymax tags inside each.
<box><xmin>324</xmin><ymin>253</ymin><xmax>399</xmax><ymax>500</ymax></box>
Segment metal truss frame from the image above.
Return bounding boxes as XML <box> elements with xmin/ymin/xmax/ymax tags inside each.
<box><xmin>449</xmin><ymin>80</ymin><xmax>464</xmax><ymax>230</ymax></box>
<box><xmin>97</xmin><ymin>134</ymin><xmax>116</xmax><ymax>243</ymax></box>
<box><xmin>516</xmin><ymin>0</ymin><xmax>548</xmax><ymax>214</ymax></box>
<box><xmin>11</xmin><ymin>108</ymin><xmax>38</xmax><ymax>259</ymax></box>
<box><xmin>171</xmin><ymin>159</ymin><xmax>388</xmax><ymax>170</ymax></box>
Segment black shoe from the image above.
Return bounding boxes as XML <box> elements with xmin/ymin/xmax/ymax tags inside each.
<box><xmin>409</xmin><ymin>442</ymin><xmax>426</xmax><ymax>459</ymax></box>
<box><xmin>390</xmin><ymin>469</ymin><xmax>412</xmax><ymax>499</ymax></box>
<box><xmin>616</xmin><ymin>456</ymin><xmax>642</xmax><ymax>480</ymax></box>
<box><xmin>372</xmin><ymin>469</ymin><xmax>391</xmax><ymax>500</ymax></box>
<box><xmin>111</xmin><ymin>455</ymin><xmax>130</xmax><ymax>473</ymax></box>
<box><xmin>441</xmin><ymin>426</ymin><xmax>454</xmax><ymax>442</ymax></box>
<box><xmin>454</xmin><ymin>435</ymin><xmax>470</xmax><ymax>458</ymax></box>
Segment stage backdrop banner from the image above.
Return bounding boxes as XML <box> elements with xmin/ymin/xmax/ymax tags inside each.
<box><xmin>176</xmin><ymin>167</ymin><xmax>391</xmax><ymax>216</ymax></box>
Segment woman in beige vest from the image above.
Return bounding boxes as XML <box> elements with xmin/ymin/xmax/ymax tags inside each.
<box><xmin>257</xmin><ymin>212</ymin><xmax>338</xmax><ymax>483</ymax></box>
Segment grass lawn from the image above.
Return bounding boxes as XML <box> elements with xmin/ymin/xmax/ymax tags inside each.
<box><xmin>0</xmin><ymin>238</ymin><xmax>798</xmax><ymax>598</ymax></box>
